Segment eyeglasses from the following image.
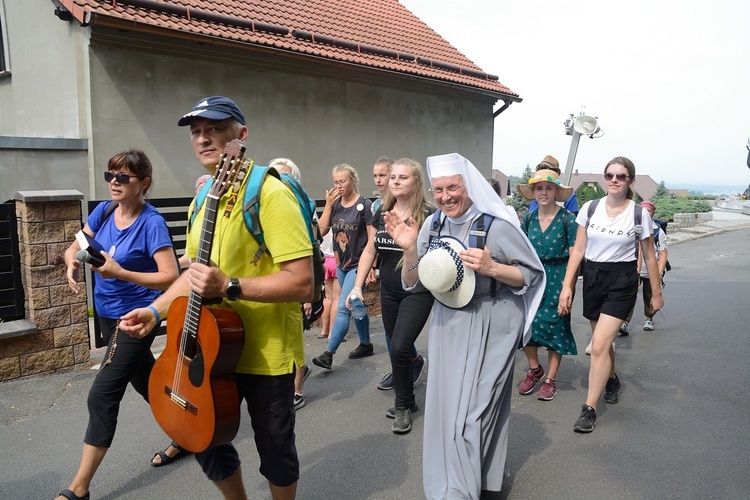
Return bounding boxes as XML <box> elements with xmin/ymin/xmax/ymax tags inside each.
<box><xmin>104</xmin><ymin>171</ymin><xmax>139</xmax><ymax>184</ymax></box>
<box><xmin>333</xmin><ymin>180</ymin><xmax>348</xmax><ymax>186</ymax></box>
<box><xmin>429</xmin><ymin>184</ymin><xmax>464</xmax><ymax>197</ymax></box>
<box><xmin>604</xmin><ymin>173</ymin><xmax>629</xmax><ymax>181</ymax></box>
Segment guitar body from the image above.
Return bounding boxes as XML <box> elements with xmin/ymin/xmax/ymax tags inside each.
<box><xmin>148</xmin><ymin>296</ymin><xmax>245</xmax><ymax>453</ymax></box>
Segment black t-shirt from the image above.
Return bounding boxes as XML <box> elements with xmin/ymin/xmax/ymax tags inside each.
<box><xmin>373</xmin><ymin>205</ymin><xmax>435</xmax><ymax>291</ymax></box>
<box><xmin>331</xmin><ymin>196</ymin><xmax>373</xmax><ymax>271</ymax></box>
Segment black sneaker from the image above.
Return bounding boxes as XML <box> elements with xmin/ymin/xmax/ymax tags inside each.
<box><xmin>293</xmin><ymin>393</ymin><xmax>306</xmax><ymax>410</ymax></box>
<box><xmin>348</xmin><ymin>342</ymin><xmax>374</xmax><ymax>359</ymax></box>
<box><xmin>603</xmin><ymin>374</ymin><xmax>621</xmax><ymax>404</ymax></box>
<box><xmin>386</xmin><ymin>401</ymin><xmax>419</xmax><ymax>419</ymax></box>
<box><xmin>573</xmin><ymin>404</ymin><xmax>596</xmax><ymax>433</ymax></box>
<box><xmin>392</xmin><ymin>408</ymin><xmax>413</xmax><ymax>434</ymax></box>
<box><xmin>312</xmin><ymin>351</ymin><xmax>333</xmax><ymax>370</ymax></box>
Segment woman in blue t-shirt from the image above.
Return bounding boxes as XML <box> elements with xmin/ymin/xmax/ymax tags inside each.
<box><xmin>57</xmin><ymin>150</ymin><xmax>179</xmax><ymax>500</ymax></box>
<box><xmin>313</xmin><ymin>164</ymin><xmax>374</xmax><ymax>369</ymax></box>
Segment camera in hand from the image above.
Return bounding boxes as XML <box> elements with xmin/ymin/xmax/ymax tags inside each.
<box><xmin>75</xmin><ymin>230</ymin><xmax>105</xmax><ymax>267</ymax></box>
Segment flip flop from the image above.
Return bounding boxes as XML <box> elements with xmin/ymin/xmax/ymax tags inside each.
<box><xmin>58</xmin><ymin>489</ymin><xmax>90</xmax><ymax>500</ymax></box>
<box><xmin>317</xmin><ymin>333</ymin><xmax>329</xmax><ymax>339</ymax></box>
<box><xmin>151</xmin><ymin>443</ymin><xmax>191</xmax><ymax>467</ymax></box>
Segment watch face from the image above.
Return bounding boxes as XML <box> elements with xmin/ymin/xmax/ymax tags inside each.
<box><xmin>226</xmin><ymin>278</ymin><xmax>241</xmax><ymax>300</ymax></box>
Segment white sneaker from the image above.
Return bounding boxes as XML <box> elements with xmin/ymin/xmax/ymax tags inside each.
<box><xmin>643</xmin><ymin>319</ymin><xmax>655</xmax><ymax>331</ymax></box>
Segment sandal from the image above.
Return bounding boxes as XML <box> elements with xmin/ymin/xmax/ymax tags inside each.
<box><xmin>317</xmin><ymin>332</ymin><xmax>329</xmax><ymax>339</ymax></box>
<box><xmin>58</xmin><ymin>489</ymin><xmax>90</xmax><ymax>500</ymax></box>
<box><xmin>151</xmin><ymin>442</ymin><xmax>191</xmax><ymax>467</ymax></box>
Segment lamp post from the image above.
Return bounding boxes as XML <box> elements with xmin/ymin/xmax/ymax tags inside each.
<box><xmin>561</xmin><ymin>111</ymin><xmax>603</xmax><ymax>186</ymax></box>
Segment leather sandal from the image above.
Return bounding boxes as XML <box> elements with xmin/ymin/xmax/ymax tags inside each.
<box><xmin>151</xmin><ymin>442</ymin><xmax>191</xmax><ymax>467</ymax></box>
<box><xmin>58</xmin><ymin>489</ymin><xmax>90</xmax><ymax>500</ymax></box>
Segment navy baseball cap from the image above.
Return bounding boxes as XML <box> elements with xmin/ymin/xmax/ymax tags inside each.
<box><xmin>178</xmin><ymin>96</ymin><xmax>246</xmax><ymax>126</ymax></box>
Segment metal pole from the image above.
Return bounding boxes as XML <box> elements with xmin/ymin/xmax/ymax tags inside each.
<box><xmin>562</xmin><ymin>131</ymin><xmax>582</xmax><ymax>186</ymax></box>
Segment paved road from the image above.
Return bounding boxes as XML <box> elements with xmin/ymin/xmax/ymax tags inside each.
<box><xmin>1</xmin><ymin>226</ymin><xmax>749</xmax><ymax>499</ymax></box>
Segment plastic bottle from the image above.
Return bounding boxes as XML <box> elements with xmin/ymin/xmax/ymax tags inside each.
<box><xmin>349</xmin><ymin>294</ymin><xmax>367</xmax><ymax>320</ymax></box>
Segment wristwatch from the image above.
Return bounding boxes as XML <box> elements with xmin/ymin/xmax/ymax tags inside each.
<box><xmin>225</xmin><ymin>278</ymin><xmax>241</xmax><ymax>301</ymax></box>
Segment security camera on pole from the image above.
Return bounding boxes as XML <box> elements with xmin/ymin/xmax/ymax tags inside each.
<box><xmin>561</xmin><ymin>108</ymin><xmax>604</xmax><ymax>185</ymax></box>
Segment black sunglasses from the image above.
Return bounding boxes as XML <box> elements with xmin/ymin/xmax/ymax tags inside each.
<box><xmin>604</xmin><ymin>173</ymin><xmax>629</xmax><ymax>181</ymax></box>
<box><xmin>104</xmin><ymin>171</ymin><xmax>139</xmax><ymax>184</ymax></box>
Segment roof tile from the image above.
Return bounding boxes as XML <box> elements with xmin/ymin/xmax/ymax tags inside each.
<box><xmin>56</xmin><ymin>0</ymin><xmax>518</xmax><ymax>98</ymax></box>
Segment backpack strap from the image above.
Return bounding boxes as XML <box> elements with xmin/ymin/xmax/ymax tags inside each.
<box><xmin>585</xmin><ymin>198</ymin><xmax>600</xmax><ymax>230</ymax></box>
<box><xmin>469</xmin><ymin>213</ymin><xmax>496</xmax><ymax>297</ymax></box>
<box><xmin>242</xmin><ymin>165</ymin><xmax>278</xmax><ymax>264</ymax></box>
<box><xmin>100</xmin><ymin>201</ymin><xmax>118</xmax><ymax>227</ymax></box>
<box><xmin>188</xmin><ymin>177</ymin><xmax>214</xmax><ymax>232</ymax></box>
<box><xmin>428</xmin><ymin>210</ymin><xmax>446</xmax><ymax>244</ymax></box>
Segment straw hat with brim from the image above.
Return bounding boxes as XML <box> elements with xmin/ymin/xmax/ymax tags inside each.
<box><xmin>417</xmin><ymin>236</ymin><xmax>476</xmax><ymax>309</ymax></box>
<box><xmin>516</xmin><ymin>169</ymin><xmax>574</xmax><ymax>203</ymax></box>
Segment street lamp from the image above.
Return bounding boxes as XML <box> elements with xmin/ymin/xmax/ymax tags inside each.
<box><xmin>561</xmin><ymin>109</ymin><xmax>604</xmax><ymax>185</ymax></box>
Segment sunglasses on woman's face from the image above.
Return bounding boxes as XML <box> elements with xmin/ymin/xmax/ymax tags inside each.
<box><xmin>604</xmin><ymin>172</ymin><xmax>629</xmax><ymax>181</ymax></box>
<box><xmin>104</xmin><ymin>171</ymin><xmax>139</xmax><ymax>184</ymax></box>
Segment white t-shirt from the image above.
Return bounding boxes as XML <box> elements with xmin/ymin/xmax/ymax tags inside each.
<box><xmin>577</xmin><ymin>199</ymin><xmax>653</xmax><ymax>262</ymax></box>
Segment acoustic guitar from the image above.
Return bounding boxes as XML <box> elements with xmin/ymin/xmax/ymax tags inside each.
<box><xmin>148</xmin><ymin>139</ymin><xmax>247</xmax><ymax>453</ymax></box>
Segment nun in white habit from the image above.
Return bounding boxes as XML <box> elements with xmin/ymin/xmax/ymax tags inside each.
<box><xmin>384</xmin><ymin>153</ymin><xmax>545</xmax><ymax>499</ymax></box>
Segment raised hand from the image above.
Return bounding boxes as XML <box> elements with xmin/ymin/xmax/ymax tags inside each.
<box><xmin>384</xmin><ymin>212</ymin><xmax>418</xmax><ymax>251</ymax></box>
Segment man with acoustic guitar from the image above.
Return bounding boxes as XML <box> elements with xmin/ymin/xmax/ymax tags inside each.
<box><xmin>120</xmin><ymin>96</ymin><xmax>313</xmax><ymax>500</ymax></box>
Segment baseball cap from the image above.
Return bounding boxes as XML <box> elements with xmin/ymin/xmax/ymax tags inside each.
<box><xmin>178</xmin><ymin>96</ymin><xmax>246</xmax><ymax>126</ymax></box>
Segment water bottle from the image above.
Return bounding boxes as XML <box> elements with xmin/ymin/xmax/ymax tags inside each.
<box><xmin>350</xmin><ymin>294</ymin><xmax>367</xmax><ymax>320</ymax></box>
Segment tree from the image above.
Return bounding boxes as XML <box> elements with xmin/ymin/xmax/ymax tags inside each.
<box><xmin>507</xmin><ymin>165</ymin><xmax>533</xmax><ymax>217</ymax></box>
<box><xmin>576</xmin><ymin>183</ymin><xmax>605</xmax><ymax>206</ymax></box>
<box><xmin>653</xmin><ymin>181</ymin><xmax>670</xmax><ymax>199</ymax></box>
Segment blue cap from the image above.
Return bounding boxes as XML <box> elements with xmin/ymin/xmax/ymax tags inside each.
<box><xmin>178</xmin><ymin>96</ymin><xmax>246</xmax><ymax>126</ymax></box>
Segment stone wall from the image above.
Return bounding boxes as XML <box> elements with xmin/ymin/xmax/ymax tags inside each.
<box><xmin>0</xmin><ymin>191</ymin><xmax>89</xmax><ymax>381</ymax></box>
<box><xmin>671</xmin><ymin>211</ymin><xmax>713</xmax><ymax>229</ymax></box>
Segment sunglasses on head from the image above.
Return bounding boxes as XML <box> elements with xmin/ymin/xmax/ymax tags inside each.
<box><xmin>104</xmin><ymin>171</ymin><xmax>139</xmax><ymax>184</ymax></box>
<box><xmin>604</xmin><ymin>172</ymin><xmax>629</xmax><ymax>181</ymax></box>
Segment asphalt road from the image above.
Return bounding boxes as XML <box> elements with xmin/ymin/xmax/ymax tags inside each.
<box><xmin>1</xmin><ymin>229</ymin><xmax>749</xmax><ymax>499</ymax></box>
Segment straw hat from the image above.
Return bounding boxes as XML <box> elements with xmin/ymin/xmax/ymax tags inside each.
<box><xmin>516</xmin><ymin>169</ymin><xmax>574</xmax><ymax>203</ymax></box>
<box><xmin>417</xmin><ymin>237</ymin><xmax>476</xmax><ymax>309</ymax></box>
<box><xmin>537</xmin><ymin>155</ymin><xmax>560</xmax><ymax>171</ymax></box>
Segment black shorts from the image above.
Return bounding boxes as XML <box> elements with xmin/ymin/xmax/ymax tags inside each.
<box><xmin>582</xmin><ymin>260</ymin><xmax>638</xmax><ymax>321</ymax></box>
<box><xmin>194</xmin><ymin>372</ymin><xmax>298</xmax><ymax>486</ymax></box>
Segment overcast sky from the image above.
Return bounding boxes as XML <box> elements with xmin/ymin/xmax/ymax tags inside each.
<box><xmin>400</xmin><ymin>0</ymin><xmax>749</xmax><ymax>188</ymax></box>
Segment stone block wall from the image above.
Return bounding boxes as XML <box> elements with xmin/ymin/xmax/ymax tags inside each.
<box><xmin>671</xmin><ymin>211</ymin><xmax>713</xmax><ymax>229</ymax></box>
<box><xmin>0</xmin><ymin>191</ymin><xmax>89</xmax><ymax>381</ymax></box>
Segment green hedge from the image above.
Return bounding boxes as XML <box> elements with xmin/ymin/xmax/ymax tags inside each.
<box><xmin>653</xmin><ymin>198</ymin><xmax>711</xmax><ymax>222</ymax></box>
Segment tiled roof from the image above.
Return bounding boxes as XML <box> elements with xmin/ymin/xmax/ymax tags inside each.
<box><xmin>55</xmin><ymin>0</ymin><xmax>519</xmax><ymax>100</ymax></box>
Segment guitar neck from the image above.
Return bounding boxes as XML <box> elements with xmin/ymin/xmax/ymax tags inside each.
<box><xmin>185</xmin><ymin>193</ymin><xmax>221</xmax><ymax>333</ymax></box>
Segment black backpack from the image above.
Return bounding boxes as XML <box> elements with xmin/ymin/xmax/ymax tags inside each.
<box><xmin>652</xmin><ymin>218</ymin><xmax>671</xmax><ymax>272</ymax></box>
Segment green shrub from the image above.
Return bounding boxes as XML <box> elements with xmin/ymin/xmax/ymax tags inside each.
<box><xmin>653</xmin><ymin>198</ymin><xmax>711</xmax><ymax>221</ymax></box>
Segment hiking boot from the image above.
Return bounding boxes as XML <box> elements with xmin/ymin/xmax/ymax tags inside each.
<box><xmin>412</xmin><ymin>354</ymin><xmax>426</xmax><ymax>384</ymax></box>
<box><xmin>312</xmin><ymin>350</ymin><xmax>333</xmax><ymax>370</ymax></box>
<box><xmin>518</xmin><ymin>366</ymin><xmax>545</xmax><ymax>395</ymax></box>
<box><xmin>348</xmin><ymin>342</ymin><xmax>374</xmax><ymax>359</ymax></box>
<box><xmin>643</xmin><ymin>319</ymin><xmax>655</xmax><ymax>331</ymax></box>
<box><xmin>573</xmin><ymin>404</ymin><xmax>597</xmax><ymax>433</ymax></box>
<box><xmin>618</xmin><ymin>322</ymin><xmax>629</xmax><ymax>336</ymax></box>
<box><xmin>376</xmin><ymin>373</ymin><xmax>394</xmax><ymax>390</ymax></box>
<box><xmin>603</xmin><ymin>374</ymin><xmax>621</xmax><ymax>404</ymax></box>
<box><xmin>391</xmin><ymin>407</ymin><xmax>413</xmax><ymax>434</ymax></box>
<box><xmin>386</xmin><ymin>401</ymin><xmax>418</xmax><ymax>419</ymax></box>
<box><xmin>293</xmin><ymin>393</ymin><xmax>306</xmax><ymax>410</ymax></box>
<box><xmin>537</xmin><ymin>378</ymin><xmax>557</xmax><ymax>401</ymax></box>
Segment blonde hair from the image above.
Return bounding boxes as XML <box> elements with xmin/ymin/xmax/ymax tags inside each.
<box><xmin>382</xmin><ymin>158</ymin><xmax>433</xmax><ymax>228</ymax></box>
<box><xmin>332</xmin><ymin>163</ymin><xmax>359</xmax><ymax>193</ymax></box>
<box><xmin>269</xmin><ymin>158</ymin><xmax>301</xmax><ymax>180</ymax></box>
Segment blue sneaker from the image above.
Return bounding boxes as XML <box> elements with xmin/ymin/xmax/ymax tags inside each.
<box><xmin>376</xmin><ymin>372</ymin><xmax>394</xmax><ymax>390</ymax></box>
<box><xmin>412</xmin><ymin>354</ymin><xmax>426</xmax><ymax>384</ymax></box>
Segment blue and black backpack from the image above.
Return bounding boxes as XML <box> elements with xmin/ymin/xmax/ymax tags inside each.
<box><xmin>189</xmin><ymin>165</ymin><xmax>326</xmax><ymax>303</ymax></box>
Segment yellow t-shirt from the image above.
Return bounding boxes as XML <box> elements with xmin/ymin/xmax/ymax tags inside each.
<box><xmin>186</xmin><ymin>163</ymin><xmax>312</xmax><ymax>375</ymax></box>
